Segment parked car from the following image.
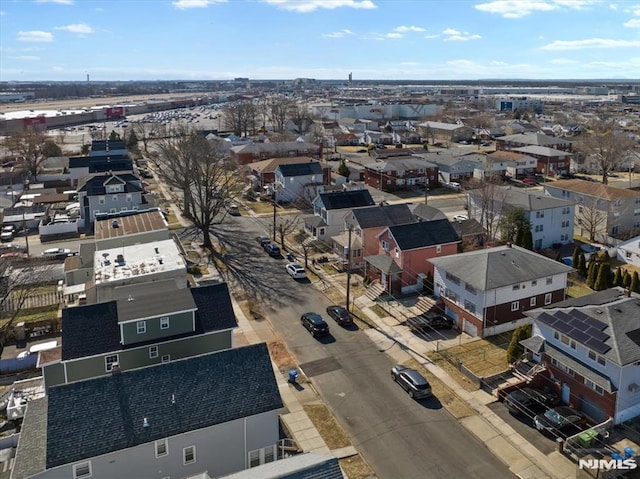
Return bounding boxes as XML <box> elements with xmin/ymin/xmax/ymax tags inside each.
<box><xmin>407</xmin><ymin>314</ymin><xmax>454</xmax><ymax>332</ymax></box>
<box><xmin>0</xmin><ymin>252</ymin><xmax>29</xmax><ymax>260</ymax></box>
<box><xmin>1</xmin><ymin>225</ymin><xmax>15</xmax><ymax>242</ymax></box>
<box><xmin>300</xmin><ymin>312</ymin><xmax>330</xmax><ymax>337</ymax></box>
<box><xmin>534</xmin><ymin>406</ymin><xmax>587</xmax><ymax>436</ymax></box>
<box><xmin>452</xmin><ymin>215</ymin><xmax>468</xmax><ymax>222</ymax></box>
<box><xmin>285</xmin><ymin>263</ymin><xmax>307</xmax><ymax>279</ymax></box>
<box><xmin>504</xmin><ymin>387</ymin><xmax>558</xmax><ymax>416</ymax></box>
<box><xmin>256</xmin><ymin>235</ymin><xmax>271</xmax><ymax>247</ymax></box>
<box><xmin>41</xmin><ymin>248</ymin><xmax>72</xmax><ymax>259</ymax></box>
<box><xmin>264</xmin><ymin>243</ymin><xmax>281</xmax><ymax>257</ymax></box>
<box><xmin>0</xmin><ymin>243</ymin><xmax>25</xmax><ymax>252</ymax></box>
<box><xmin>522</xmin><ymin>177</ymin><xmax>537</xmax><ymax>186</ymax></box>
<box><xmin>391</xmin><ymin>365</ymin><xmax>432</xmax><ymax>399</ymax></box>
<box><xmin>227</xmin><ymin>203</ymin><xmax>240</xmax><ymax>216</ymax></box>
<box><xmin>326</xmin><ymin>305</ymin><xmax>353</xmax><ymax>326</ymax></box>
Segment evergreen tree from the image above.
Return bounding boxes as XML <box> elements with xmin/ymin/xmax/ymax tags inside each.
<box><xmin>507</xmin><ymin>324</ymin><xmax>532</xmax><ymax>364</ymax></box>
<box><xmin>555</xmin><ymin>252</ymin><xmax>563</xmax><ymax>263</ymax></box>
<box><xmin>572</xmin><ymin>247</ymin><xmax>581</xmax><ymax>270</ymax></box>
<box><xmin>578</xmin><ymin>253</ymin><xmax>588</xmax><ymax>277</ymax></box>
<box><xmin>337</xmin><ymin>159</ymin><xmax>350</xmax><ymax>178</ymax></box>
<box><xmin>632</xmin><ymin>272</ymin><xmax>640</xmax><ymax>294</ymax></box>
<box><xmin>515</xmin><ymin>228</ymin><xmax>524</xmax><ymax>247</ymax></box>
<box><xmin>624</xmin><ymin>270</ymin><xmax>632</xmax><ymax>289</ymax></box>
<box><xmin>126</xmin><ymin>130</ymin><xmax>139</xmax><ymax>151</ymax></box>
<box><xmin>600</xmin><ymin>250</ymin><xmax>611</xmax><ymax>263</ymax></box>
<box><xmin>613</xmin><ymin>267</ymin><xmax>623</xmax><ymax>287</ymax></box>
<box><xmin>523</xmin><ymin>230</ymin><xmax>533</xmax><ymax>250</ymax></box>
<box><xmin>594</xmin><ymin>263</ymin><xmax>610</xmax><ymax>291</ymax></box>
<box><xmin>587</xmin><ymin>262</ymin><xmax>598</xmax><ymax>289</ymax></box>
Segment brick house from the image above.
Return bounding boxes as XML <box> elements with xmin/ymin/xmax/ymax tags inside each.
<box><xmin>230</xmin><ymin>141</ymin><xmax>321</xmax><ymax>166</ymax></box>
<box><xmin>523</xmin><ymin>287</ymin><xmax>640</xmax><ymax>424</ymax></box>
<box><xmin>247</xmin><ymin>157</ymin><xmax>331</xmax><ymax>193</ymax></box>
<box><xmin>363</xmin><ymin>157</ymin><xmax>438</xmax><ymax>192</ymax></box>
<box><xmin>429</xmin><ymin>244</ymin><xmax>573</xmax><ymax>337</ymax></box>
<box><xmin>365</xmin><ymin>219</ymin><xmax>460</xmax><ymax>295</ymax></box>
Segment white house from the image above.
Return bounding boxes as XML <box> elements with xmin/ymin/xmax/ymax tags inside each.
<box><xmin>468</xmin><ymin>185</ymin><xmax>575</xmax><ymax>249</ymax></box>
<box><xmin>429</xmin><ymin>244</ymin><xmax>573</xmax><ymax>337</ymax></box>
<box><xmin>11</xmin><ymin>343</ymin><xmax>284</xmax><ymax>479</ymax></box>
<box><xmin>274</xmin><ymin>162</ymin><xmax>324</xmax><ymax>203</ymax></box>
<box><xmin>304</xmin><ymin>189</ymin><xmax>375</xmax><ymax>241</ymax></box>
<box><xmin>523</xmin><ymin>288</ymin><xmax>640</xmax><ymax>424</ymax></box>
<box><xmin>616</xmin><ymin>236</ymin><xmax>640</xmax><ymax>267</ymax></box>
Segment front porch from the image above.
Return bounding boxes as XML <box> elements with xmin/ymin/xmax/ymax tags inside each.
<box><xmin>364</xmin><ymin>255</ymin><xmax>402</xmax><ymax>296</ymax></box>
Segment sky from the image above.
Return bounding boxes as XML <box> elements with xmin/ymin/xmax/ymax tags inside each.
<box><xmin>0</xmin><ymin>0</ymin><xmax>639</xmax><ymax>82</ymax></box>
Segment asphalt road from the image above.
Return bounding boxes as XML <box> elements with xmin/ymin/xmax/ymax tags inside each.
<box><xmin>214</xmin><ymin>214</ymin><xmax>513</xmax><ymax>479</ymax></box>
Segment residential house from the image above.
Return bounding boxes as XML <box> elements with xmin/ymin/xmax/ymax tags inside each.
<box><xmin>213</xmin><ymin>453</ymin><xmax>344</xmax><ymax>479</ymax></box>
<box><xmin>77</xmin><ymin>171</ymin><xmax>145</xmax><ymax>229</ymax></box>
<box><xmin>89</xmin><ymin>139</ymin><xmax>128</xmax><ymax>157</ymax></box>
<box><xmin>411</xmin><ymin>204</ymin><xmax>448</xmax><ymax>222</ymax></box>
<box><xmin>544</xmin><ymin>179</ymin><xmax>640</xmax><ymax>242</ymax></box>
<box><xmin>616</xmin><ymin>236</ymin><xmax>640</xmax><ymax>267</ymax></box>
<box><xmin>365</xmin><ymin>219</ymin><xmax>460</xmax><ymax>295</ymax></box>
<box><xmin>450</xmin><ymin>218</ymin><xmax>487</xmax><ymax>249</ymax></box>
<box><xmin>417</xmin><ymin>121</ymin><xmax>474</xmax><ymax>145</ymax></box>
<box><xmin>429</xmin><ymin>244</ymin><xmax>573</xmax><ymax>337</ymax></box>
<box><xmin>274</xmin><ymin>162</ymin><xmax>324</xmax><ymax>204</ymax></box>
<box><xmin>246</xmin><ymin>156</ymin><xmax>330</xmax><ymax>193</ymax></box>
<box><xmin>425</xmin><ymin>151</ymin><xmax>485</xmax><ymax>185</ymax></box>
<box><xmin>13</xmin><ymin>343</ymin><xmax>283</xmax><ymax>479</ymax></box>
<box><xmin>43</xmin><ymin>280</ymin><xmax>236</xmax><ymax>388</ymax></box>
<box><xmin>362</xmin><ymin>157</ymin><xmax>438</xmax><ymax>192</ymax></box>
<box><xmin>468</xmin><ymin>186</ymin><xmax>575</xmax><ymax>249</ymax></box>
<box><xmin>69</xmin><ymin>154</ymin><xmax>133</xmax><ymax>184</ymax></box>
<box><xmin>512</xmin><ymin>145</ymin><xmax>571</xmax><ymax>176</ymax></box>
<box><xmin>496</xmin><ymin>133</ymin><xmax>573</xmax><ymax>153</ymax></box>
<box><xmin>304</xmin><ymin>189</ymin><xmax>375</xmax><ymax>241</ymax></box>
<box><xmin>487</xmin><ymin>151</ymin><xmax>537</xmax><ymax>179</ymax></box>
<box><xmin>230</xmin><ymin>141</ymin><xmax>321</xmax><ymax>166</ymax></box>
<box><xmin>332</xmin><ymin>204</ymin><xmax>415</xmax><ymax>268</ymax></box>
<box><xmin>522</xmin><ymin>287</ymin><xmax>640</xmax><ymax>424</ymax></box>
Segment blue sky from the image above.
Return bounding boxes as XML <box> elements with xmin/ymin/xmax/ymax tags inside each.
<box><xmin>1</xmin><ymin>0</ymin><xmax>639</xmax><ymax>81</ymax></box>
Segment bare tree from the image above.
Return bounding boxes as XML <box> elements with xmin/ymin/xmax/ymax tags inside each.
<box><xmin>576</xmin><ymin>197</ymin><xmax>609</xmax><ymax>242</ymax></box>
<box><xmin>156</xmin><ymin>128</ymin><xmax>238</xmax><ymax>249</ymax></box>
<box><xmin>575</xmin><ymin>118</ymin><xmax>637</xmax><ymax>184</ymax></box>
<box><xmin>0</xmin><ymin>259</ymin><xmax>57</xmax><ymax>354</ymax></box>
<box><xmin>468</xmin><ymin>178</ymin><xmax>509</xmax><ymax>241</ymax></box>
<box><xmin>1</xmin><ymin>130</ymin><xmax>61</xmax><ymax>181</ymax></box>
<box><xmin>269</xmin><ymin>96</ymin><xmax>293</xmax><ymax>134</ymax></box>
<box><xmin>293</xmin><ymin>230</ymin><xmax>317</xmax><ymax>268</ymax></box>
<box><xmin>131</xmin><ymin>121</ymin><xmax>160</xmax><ymax>153</ymax></box>
<box><xmin>221</xmin><ymin>100</ymin><xmax>258</xmax><ymax>137</ymax></box>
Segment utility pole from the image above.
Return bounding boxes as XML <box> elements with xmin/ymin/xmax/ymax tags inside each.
<box><xmin>272</xmin><ymin>187</ymin><xmax>277</xmax><ymax>242</ymax></box>
<box><xmin>345</xmin><ymin>225</ymin><xmax>352</xmax><ymax>312</ymax></box>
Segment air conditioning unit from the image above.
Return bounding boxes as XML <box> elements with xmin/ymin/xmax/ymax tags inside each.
<box><xmin>629</xmin><ymin>383</ymin><xmax>639</xmax><ymax>393</ymax></box>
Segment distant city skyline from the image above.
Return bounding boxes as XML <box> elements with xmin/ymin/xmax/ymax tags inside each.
<box><xmin>0</xmin><ymin>0</ymin><xmax>639</xmax><ymax>82</ymax></box>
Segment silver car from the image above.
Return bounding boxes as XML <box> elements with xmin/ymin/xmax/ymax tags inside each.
<box><xmin>391</xmin><ymin>365</ymin><xmax>432</xmax><ymax>399</ymax></box>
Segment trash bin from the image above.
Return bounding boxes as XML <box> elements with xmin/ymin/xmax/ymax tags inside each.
<box><xmin>288</xmin><ymin>369</ymin><xmax>298</xmax><ymax>384</ymax></box>
<box><xmin>556</xmin><ymin>437</ymin><xmax>564</xmax><ymax>453</ymax></box>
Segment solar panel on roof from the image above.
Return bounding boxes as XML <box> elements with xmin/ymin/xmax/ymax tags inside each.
<box><xmin>585</xmin><ymin>338</ymin><xmax>611</xmax><ymax>354</ymax></box>
<box><xmin>627</xmin><ymin>328</ymin><xmax>640</xmax><ymax>347</ymax></box>
<box><xmin>554</xmin><ymin>311</ymin><xmax>573</xmax><ymax>322</ymax></box>
<box><xmin>583</xmin><ymin>315</ymin><xmax>608</xmax><ymax>331</ymax></box>
<box><xmin>555</xmin><ymin>321</ymin><xmax>574</xmax><ymax>334</ymax></box>
<box><xmin>537</xmin><ymin>312</ymin><xmax>558</xmax><ymax>326</ymax></box>
<box><xmin>567</xmin><ymin>317</ymin><xmax>588</xmax><ymax>330</ymax></box>
<box><xmin>567</xmin><ymin>329</ymin><xmax>591</xmax><ymax>344</ymax></box>
<box><xmin>570</xmin><ymin>309</ymin><xmax>592</xmax><ymax>321</ymax></box>
<box><xmin>589</xmin><ymin>329</ymin><xmax>610</xmax><ymax>342</ymax></box>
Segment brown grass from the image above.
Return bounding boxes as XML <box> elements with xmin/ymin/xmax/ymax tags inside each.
<box><xmin>303</xmin><ymin>404</ymin><xmax>351</xmax><ymax>449</ymax></box>
<box><xmin>442</xmin><ymin>337</ymin><xmax>509</xmax><ymax>377</ymax></box>
<box><xmin>369</xmin><ymin>304</ymin><xmax>389</xmax><ymax>318</ymax></box>
<box><xmin>404</xmin><ymin>358</ymin><xmax>475</xmax><ymax>419</ymax></box>
<box><xmin>267</xmin><ymin>340</ymin><xmax>296</xmax><ymax>370</ymax></box>
<box><xmin>339</xmin><ymin>455</ymin><xmax>375</xmax><ymax>479</ymax></box>
<box><xmin>426</xmin><ymin>351</ymin><xmax>480</xmax><ymax>392</ymax></box>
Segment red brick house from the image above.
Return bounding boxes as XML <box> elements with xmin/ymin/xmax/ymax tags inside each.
<box><xmin>230</xmin><ymin>141</ymin><xmax>321</xmax><ymax>166</ymax></box>
<box><xmin>365</xmin><ymin>219</ymin><xmax>460</xmax><ymax>295</ymax></box>
<box><xmin>363</xmin><ymin>157</ymin><xmax>438</xmax><ymax>192</ymax></box>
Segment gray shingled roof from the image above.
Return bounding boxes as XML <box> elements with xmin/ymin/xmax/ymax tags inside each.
<box><xmin>352</xmin><ymin>204</ymin><xmax>414</xmax><ymax>229</ymax></box>
<box><xmin>412</xmin><ymin>204</ymin><xmax>447</xmax><ymax>221</ymax></box>
<box><xmin>319</xmin><ymin>190</ymin><xmax>374</xmax><ymax>210</ymax></box>
<box><xmin>429</xmin><ymin>244</ymin><xmax>573</xmax><ymax>291</ymax></box>
<box><xmin>364</xmin><ymin>255</ymin><xmax>402</xmax><ymax>274</ymax></box>
<box><xmin>12</xmin><ymin>397</ymin><xmax>48</xmax><ymax>479</ymax></box>
<box><xmin>46</xmin><ymin>343</ymin><xmax>283</xmax><ymax>468</ymax></box>
<box><xmin>116</xmin><ymin>287</ymin><xmax>196</xmax><ymax>322</ymax></box>
<box><xmin>472</xmin><ymin>186</ymin><xmax>575</xmax><ymax>211</ymax></box>
<box><xmin>388</xmin><ymin>219</ymin><xmax>460</xmax><ymax>250</ymax></box>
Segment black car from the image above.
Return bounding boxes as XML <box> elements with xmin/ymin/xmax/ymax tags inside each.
<box><xmin>301</xmin><ymin>312</ymin><xmax>330</xmax><ymax>337</ymax></box>
<box><xmin>407</xmin><ymin>314</ymin><xmax>453</xmax><ymax>333</ymax></box>
<box><xmin>264</xmin><ymin>243</ymin><xmax>281</xmax><ymax>257</ymax></box>
<box><xmin>256</xmin><ymin>235</ymin><xmax>270</xmax><ymax>247</ymax></box>
<box><xmin>534</xmin><ymin>406</ymin><xmax>587</xmax><ymax>436</ymax></box>
<box><xmin>326</xmin><ymin>305</ymin><xmax>353</xmax><ymax>326</ymax></box>
<box><xmin>503</xmin><ymin>387</ymin><xmax>558</xmax><ymax>417</ymax></box>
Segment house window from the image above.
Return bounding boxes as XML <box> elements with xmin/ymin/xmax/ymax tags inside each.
<box><xmin>588</xmin><ymin>350</ymin><xmax>606</xmax><ymax>366</ymax></box>
<box><xmin>463</xmin><ymin>299</ymin><xmax>476</xmax><ymax>314</ymax></box>
<box><xmin>160</xmin><ymin>317</ymin><xmax>170</xmax><ymax>330</ymax></box>
<box><xmin>318</xmin><ymin>227</ymin><xmax>325</xmax><ymax>236</ymax></box>
<box><xmin>162</xmin><ymin>354</ymin><xmax>171</xmax><ymax>363</ymax></box>
<box><xmin>73</xmin><ymin>462</ymin><xmax>92</xmax><ymax>478</ymax></box>
<box><xmin>445</xmin><ymin>272</ymin><xmax>460</xmax><ymax>285</ymax></box>
<box><xmin>531</xmin><ymin>280</ymin><xmax>537</xmax><ymax>286</ymax></box>
<box><xmin>110</xmin><ymin>208</ymin><xmax>117</xmax><ymax>213</ymax></box>
<box><xmin>105</xmin><ymin>354</ymin><xmax>119</xmax><ymax>372</ymax></box>
<box><xmin>530</xmin><ymin>297</ymin><xmax>536</xmax><ymax>307</ymax></box>
<box><xmin>248</xmin><ymin>446</ymin><xmax>276</xmax><ymax>468</ymax></box>
<box><xmin>511</xmin><ymin>301</ymin><xmax>519</xmax><ymax>312</ymax></box>
<box><xmin>394</xmin><ymin>247</ymin><xmax>400</xmax><ymax>258</ymax></box>
<box><xmin>149</xmin><ymin>346</ymin><xmax>158</xmax><ymax>359</ymax></box>
<box><xmin>183</xmin><ymin>446</ymin><xmax>196</xmax><ymax>465</ymax></box>
<box><xmin>550</xmin><ymin>357</ymin><xmax>575</xmax><ymax>376</ymax></box>
<box><xmin>546</xmin><ymin>277</ymin><xmax>553</xmax><ymax>285</ymax></box>
<box><xmin>98</xmin><ymin>196</ymin><xmax>105</xmax><ymax>205</ymax></box>
<box><xmin>513</xmin><ymin>284</ymin><xmax>521</xmax><ymax>291</ymax></box>
<box><xmin>382</xmin><ymin>240</ymin><xmax>389</xmax><ymax>251</ymax></box>
<box><xmin>584</xmin><ymin>378</ymin><xmax>604</xmax><ymax>395</ymax></box>
<box><xmin>436</xmin><ymin>245</ymin><xmax>442</xmax><ymax>253</ymax></box>
<box><xmin>155</xmin><ymin>439</ymin><xmax>168</xmax><ymax>457</ymax></box>
<box><xmin>536</xmin><ymin>211</ymin><xmax>545</xmax><ymax>218</ymax></box>
<box><xmin>249</xmin><ymin>450</ymin><xmax>260</xmax><ymax>468</ymax></box>
<box><xmin>137</xmin><ymin>321</ymin><xmax>146</xmax><ymax>334</ymax></box>
<box><xmin>112</xmin><ymin>195</ymin><xmax>118</xmax><ymax>202</ymax></box>
<box><xmin>559</xmin><ymin>334</ymin><xmax>576</xmax><ymax>349</ymax></box>
<box><xmin>544</xmin><ymin>293</ymin><xmax>552</xmax><ymax>305</ymax></box>
<box><xmin>464</xmin><ymin>283</ymin><xmax>476</xmax><ymax>294</ymax></box>
<box><xmin>126</xmin><ymin>194</ymin><xmax>132</xmax><ymax>202</ymax></box>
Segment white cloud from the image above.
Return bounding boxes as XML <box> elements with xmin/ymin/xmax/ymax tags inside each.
<box><xmin>35</xmin><ymin>0</ymin><xmax>74</xmax><ymax>4</ymax></box>
<box><xmin>55</xmin><ymin>23</ymin><xmax>95</xmax><ymax>34</ymax></box>
<box><xmin>0</xmin><ymin>10</ymin><xmax>6</xmax><ymax>15</ymax></box>
<box><xmin>625</xmin><ymin>18</ymin><xmax>640</xmax><ymax>28</ymax></box>
<box><xmin>172</xmin><ymin>0</ymin><xmax>227</xmax><ymax>9</ymax></box>
<box><xmin>17</xmin><ymin>31</ymin><xmax>53</xmax><ymax>42</ymax></box>
<box><xmin>9</xmin><ymin>55</ymin><xmax>40</xmax><ymax>61</ymax></box>
<box><xmin>385</xmin><ymin>32</ymin><xmax>403</xmax><ymax>38</ymax></box>
<box><xmin>322</xmin><ymin>29</ymin><xmax>354</xmax><ymax>38</ymax></box>
<box><xmin>423</xmin><ymin>34</ymin><xmax>440</xmax><ymax>39</ymax></box>
<box><xmin>609</xmin><ymin>3</ymin><xmax>618</xmax><ymax>10</ymax></box>
<box><xmin>475</xmin><ymin>0</ymin><xmax>558</xmax><ymax>18</ymax></box>
<box><xmin>394</xmin><ymin>25</ymin><xmax>425</xmax><ymax>33</ymax></box>
<box><xmin>549</xmin><ymin>58</ymin><xmax>580</xmax><ymax>64</ymax></box>
<box><xmin>262</xmin><ymin>0</ymin><xmax>376</xmax><ymax>13</ymax></box>
<box><xmin>442</xmin><ymin>28</ymin><xmax>482</xmax><ymax>41</ymax></box>
<box><xmin>541</xmin><ymin>38</ymin><xmax>640</xmax><ymax>49</ymax></box>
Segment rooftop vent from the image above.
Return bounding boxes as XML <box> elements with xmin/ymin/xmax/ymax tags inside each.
<box><xmin>112</xmin><ymin>220</ymin><xmax>119</xmax><ymax>228</ymax></box>
<box><xmin>127</xmin><ymin>295</ymin><xmax>134</xmax><ymax>302</ymax></box>
<box><xmin>154</xmin><ymin>247</ymin><xmax>159</xmax><ymax>254</ymax></box>
<box><xmin>143</xmin><ymin>417</ymin><xmax>149</xmax><ymax>428</ymax></box>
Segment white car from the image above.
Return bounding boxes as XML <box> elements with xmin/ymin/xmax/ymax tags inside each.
<box><xmin>41</xmin><ymin>248</ymin><xmax>72</xmax><ymax>258</ymax></box>
<box><xmin>285</xmin><ymin>263</ymin><xmax>307</xmax><ymax>279</ymax></box>
<box><xmin>452</xmin><ymin>215</ymin><xmax>468</xmax><ymax>222</ymax></box>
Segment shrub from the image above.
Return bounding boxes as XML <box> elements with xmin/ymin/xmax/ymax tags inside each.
<box><xmin>507</xmin><ymin>324</ymin><xmax>532</xmax><ymax>365</ymax></box>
